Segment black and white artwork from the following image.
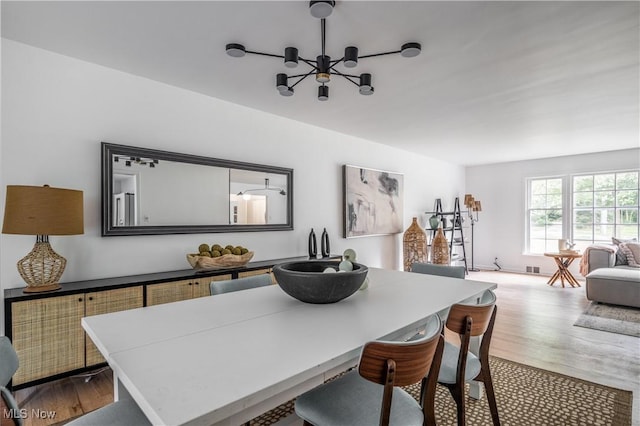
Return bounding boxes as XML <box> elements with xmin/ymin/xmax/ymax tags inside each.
<box><xmin>343</xmin><ymin>165</ymin><xmax>404</xmax><ymax>238</ymax></box>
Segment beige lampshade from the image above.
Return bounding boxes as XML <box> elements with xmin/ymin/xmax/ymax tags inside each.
<box><xmin>3</xmin><ymin>185</ymin><xmax>84</xmax><ymax>236</ymax></box>
<box><xmin>473</xmin><ymin>200</ymin><xmax>482</xmax><ymax>212</ymax></box>
<box><xmin>464</xmin><ymin>193</ymin><xmax>474</xmax><ymax>207</ymax></box>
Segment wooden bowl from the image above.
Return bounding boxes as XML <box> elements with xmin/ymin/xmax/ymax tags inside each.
<box><xmin>186</xmin><ymin>252</ymin><xmax>254</xmax><ymax>270</ymax></box>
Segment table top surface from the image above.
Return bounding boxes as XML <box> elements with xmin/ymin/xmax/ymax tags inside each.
<box><xmin>544</xmin><ymin>252</ymin><xmax>582</xmax><ymax>258</ymax></box>
<box><xmin>82</xmin><ymin>267</ymin><xmax>496</xmax><ymax>426</ymax></box>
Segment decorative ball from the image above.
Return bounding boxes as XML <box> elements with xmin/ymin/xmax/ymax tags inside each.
<box><xmin>343</xmin><ymin>249</ymin><xmax>357</xmax><ymax>262</ymax></box>
<box><xmin>323</xmin><ymin>267</ymin><xmax>337</xmax><ymax>273</ymax></box>
<box><xmin>339</xmin><ymin>260</ymin><xmax>354</xmax><ymax>272</ymax></box>
<box><xmin>198</xmin><ymin>244</ymin><xmax>210</xmax><ymax>253</ymax></box>
<box><xmin>359</xmin><ymin>276</ymin><xmax>370</xmax><ymax>290</ymax></box>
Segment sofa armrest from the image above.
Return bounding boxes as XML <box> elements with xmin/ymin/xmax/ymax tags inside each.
<box><xmin>587</xmin><ymin>246</ymin><xmax>616</xmax><ymax>273</ymax></box>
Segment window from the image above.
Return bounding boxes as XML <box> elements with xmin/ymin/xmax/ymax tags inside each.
<box><xmin>572</xmin><ymin>171</ymin><xmax>639</xmax><ymax>251</ymax></box>
<box><xmin>526</xmin><ymin>170</ymin><xmax>639</xmax><ymax>255</ymax></box>
<box><xmin>527</xmin><ymin>177</ymin><xmax>563</xmax><ymax>254</ymax></box>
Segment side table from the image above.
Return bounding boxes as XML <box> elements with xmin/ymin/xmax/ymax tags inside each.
<box><xmin>544</xmin><ymin>252</ymin><xmax>583</xmax><ymax>288</ymax></box>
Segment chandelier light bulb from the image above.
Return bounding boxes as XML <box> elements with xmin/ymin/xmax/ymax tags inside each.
<box><xmin>225</xmin><ymin>43</ymin><xmax>246</xmax><ymax>58</ymax></box>
<box><xmin>276</xmin><ymin>73</ymin><xmax>288</xmax><ymax>92</ymax></box>
<box><xmin>344</xmin><ymin>46</ymin><xmax>359</xmax><ymax>68</ymax></box>
<box><xmin>280</xmin><ymin>87</ymin><xmax>294</xmax><ymax>97</ymax></box>
<box><xmin>400</xmin><ymin>42</ymin><xmax>422</xmax><ymax>58</ymax></box>
<box><xmin>359</xmin><ymin>73</ymin><xmax>374</xmax><ymax>95</ymax></box>
<box><xmin>318</xmin><ymin>85</ymin><xmax>329</xmax><ymax>101</ymax></box>
<box><xmin>309</xmin><ymin>1</ymin><xmax>335</xmax><ymax>19</ymax></box>
<box><xmin>284</xmin><ymin>47</ymin><xmax>299</xmax><ymax>68</ymax></box>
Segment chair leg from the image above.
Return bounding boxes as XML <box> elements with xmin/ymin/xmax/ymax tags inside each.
<box><xmin>421</xmin><ymin>378</ymin><xmax>437</xmax><ymax>426</ymax></box>
<box><xmin>480</xmin><ymin>367</ymin><xmax>500</xmax><ymax>426</ymax></box>
<box><xmin>445</xmin><ymin>383</ymin><xmax>466</xmax><ymax>426</ymax></box>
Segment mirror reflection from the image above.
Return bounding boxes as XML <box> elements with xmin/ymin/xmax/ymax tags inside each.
<box><xmin>102</xmin><ymin>143</ymin><xmax>293</xmax><ymax>236</ymax></box>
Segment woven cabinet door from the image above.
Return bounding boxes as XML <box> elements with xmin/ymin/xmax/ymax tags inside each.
<box><xmin>11</xmin><ymin>295</ymin><xmax>85</xmax><ymax>385</ymax></box>
<box><xmin>238</xmin><ymin>268</ymin><xmax>274</xmax><ymax>283</ymax></box>
<box><xmin>85</xmin><ymin>286</ymin><xmax>144</xmax><ymax>366</ymax></box>
<box><xmin>146</xmin><ymin>279</ymin><xmax>193</xmax><ymax>306</ymax></box>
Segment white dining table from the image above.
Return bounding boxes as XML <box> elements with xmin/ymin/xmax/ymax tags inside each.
<box><xmin>82</xmin><ymin>267</ymin><xmax>496</xmax><ymax>426</ymax></box>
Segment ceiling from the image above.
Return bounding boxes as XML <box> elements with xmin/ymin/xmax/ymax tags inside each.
<box><xmin>2</xmin><ymin>1</ymin><xmax>638</xmax><ymax>166</ymax></box>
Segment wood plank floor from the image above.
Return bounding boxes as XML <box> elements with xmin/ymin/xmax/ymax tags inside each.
<box><xmin>5</xmin><ymin>270</ymin><xmax>639</xmax><ymax>426</ymax></box>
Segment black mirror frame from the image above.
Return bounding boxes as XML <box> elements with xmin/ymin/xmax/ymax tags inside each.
<box><xmin>101</xmin><ymin>142</ymin><xmax>294</xmax><ymax>236</ymax></box>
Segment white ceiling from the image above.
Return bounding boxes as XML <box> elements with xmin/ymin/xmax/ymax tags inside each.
<box><xmin>2</xmin><ymin>1</ymin><xmax>638</xmax><ymax>166</ymax></box>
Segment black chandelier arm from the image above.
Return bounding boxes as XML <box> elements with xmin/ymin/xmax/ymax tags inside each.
<box><xmin>297</xmin><ymin>56</ymin><xmax>319</xmax><ymax>69</ymax></box>
<box><xmin>357</xmin><ymin>50</ymin><xmax>403</xmax><ymax>60</ymax></box>
<box><xmin>289</xmin><ymin>71</ymin><xmax>315</xmax><ymax>89</ymax></box>
<box><xmin>286</xmin><ymin>72</ymin><xmax>316</xmax><ymax>79</ymax></box>
<box><xmin>244</xmin><ymin>50</ymin><xmax>285</xmax><ymax>60</ymax></box>
<box><xmin>331</xmin><ymin>71</ymin><xmax>361</xmax><ymax>87</ymax></box>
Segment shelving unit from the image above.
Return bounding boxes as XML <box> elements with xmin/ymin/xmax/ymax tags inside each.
<box><xmin>425</xmin><ymin>197</ymin><xmax>468</xmax><ymax>273</ymax></box>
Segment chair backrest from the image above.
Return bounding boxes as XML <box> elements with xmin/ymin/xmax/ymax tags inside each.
<box><xmin>445</xmin><ymin>289</ymin><xmax>496</xmax><ymax>337</ymax></box>
<box><xmin>411</xmin><ymin>262</ymin><xmax>466</xmax><ymax>279</ymax></box>
<box><xmin>210</xmin><ymin>273</ymin><xmax>272</xmax><ymax>295</ymax></box>
<box><xmin>358</xmin><ymin>315</ymin><xmax>444</xmax><ymax>426</ymax></box>
<box><xmin>0</xmin><ymin>336</ymin><xmax>19</xmax><ymax>387</ymax></box>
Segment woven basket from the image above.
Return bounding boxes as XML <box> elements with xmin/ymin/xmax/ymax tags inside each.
<box><xmin>186</xmin><ymin>252</ymin><xmax>254</xmax><ymax>270</ymax></box>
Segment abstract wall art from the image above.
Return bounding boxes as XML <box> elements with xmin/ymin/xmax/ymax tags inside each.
<box><xmin>343</xmin><ymin>165</ymin><xmax>404</xmax><ymax>238</ymax></box>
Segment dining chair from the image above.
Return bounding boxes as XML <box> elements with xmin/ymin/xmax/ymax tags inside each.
<box><xmin>436</xmin><ymin>289</ymin><xmax>500</xmax><ymax>426</ymax></box>
<box><xmin>65</xmin><ymin>398</ymin><xmax>151</xmax><ymax>426</ymax></box>
<box><xmin>295</xmin><ymin>314</ymin><xmax>445</xmax><ymax>426</ymax></box>
<box><xmin>410</xmin><ymin>262</ymin><xmax>466</xmax><ymax>323</ymax></box>
<box><xmin>1</xmin><ymin>336</ymin><xmax>23</xmax><ymax>426</ymax></box>
<box><xmin>210</xmin><ymin>273</ymin><xmax>273</xmax><ymax>295</ymax></box>
<box><xmin>411</xmin><ymin>262</ymin><xmax>466</xmax><ymax>279</ymax></box>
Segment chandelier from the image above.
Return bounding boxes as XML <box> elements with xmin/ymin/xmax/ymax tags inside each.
<box><xmin>237</xmin><ymin>178</ymin><xmax>286</xmax><ymax>197</ymax></box>
<box><xmin>225</xmin><ymin>1</ymin><xmax>421</xmax><ymax>101</ymax></box>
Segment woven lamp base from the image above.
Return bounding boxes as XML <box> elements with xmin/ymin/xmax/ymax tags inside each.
<box><xmin>17</xmin><ymin>241</ymin><xmax>66</xmax><ymax>293</ymax></box>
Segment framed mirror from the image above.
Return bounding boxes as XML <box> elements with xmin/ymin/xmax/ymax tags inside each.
<box><xmin>101</xmin><ymin>142</ymin><xmax>293</xmax><ymax>236</ymax></box>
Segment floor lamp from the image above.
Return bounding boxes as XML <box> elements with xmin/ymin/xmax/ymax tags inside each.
<box><xmin>464</xmin><ymin>194</ymin><xmax>482</xmax><ymax>272</ymax></box>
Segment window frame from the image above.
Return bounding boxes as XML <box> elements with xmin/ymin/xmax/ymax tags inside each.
<box><xmin>570</xmin><ymin>169</ymin><xmax>639</xmax><ymax>250</ymax></box>
<box><xmin>524</xmin><ymin>175</ymin><xmax>569</xmax><ymax>255</ymax></box>
<box><xmin>525</xmin><ymin>168</ymin><xmax>639</xmax><ymax>255</ymax></box>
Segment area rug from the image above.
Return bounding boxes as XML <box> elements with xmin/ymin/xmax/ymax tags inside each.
<box><xmin>574</xmin><ymin>301</ymin><xmax>640</xmax><ymax>337</ymax></box>
<box><xmin>250</xmin><ymin>356</ymin><xmax>633</xmax><ymax>426</ymax></box>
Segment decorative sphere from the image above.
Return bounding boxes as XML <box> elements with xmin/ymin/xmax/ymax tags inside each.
<box><xmin>339</xmin><ymin>260</ymin><xmax>354</xmax><ymax>271</ymax></box>
<box><xmin>323</xmin><ymin>267</ymin><xmax>337</xmax><ymax>273</ymax></box>
<box><xmin>343</xmin><ymin>249</ymin><xmax>357</xmax><ymax>262</ymax></box>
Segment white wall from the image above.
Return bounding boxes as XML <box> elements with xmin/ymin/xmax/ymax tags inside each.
<box><xmin>466</xmin><ymin>148</ymin><xmax>640</xmax><ymax>276</ymax></box>
<box><xmin>0</xmin><ymin>40</ymin><xmax>464</xmax><ymax>306</ymax></box>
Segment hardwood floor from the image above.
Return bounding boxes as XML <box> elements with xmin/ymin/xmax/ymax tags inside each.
<box><xmin>5</xmin><ymin>270</ymin><xmax>639</xmax><ymax>426</ymax></box>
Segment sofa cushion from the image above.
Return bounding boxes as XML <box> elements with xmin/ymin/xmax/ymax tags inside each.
<box><xmin>586</xmin><ymin>267</ymin><xmax>640</xmax><ymax>308</ymax></box>
<box><xmin>587</xmin><ymin>267</ymin><xmax>640</xmax><ymax>281</ymax></box>
<box><xmin>619</xmin><ymin>242</ymin><xmax>640</xmax><ymax>267</ymax></box>
<box><xmin>612</xmin><ymin>237</ymin><xmax>637</xmax><ymax>265</ymax></box>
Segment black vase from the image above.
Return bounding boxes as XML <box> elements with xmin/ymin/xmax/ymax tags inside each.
<box><xmin>308</xmin><ymin>229</ymin><xmax>318</xmax><ymax>259</ymax></box>
<box><xmin>321</xmin><ymin>228</ymin><xmax>330</xmax><ymax>258</ymax></box>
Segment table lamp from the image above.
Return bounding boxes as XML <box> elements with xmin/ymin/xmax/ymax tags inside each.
<box><xmin>2</xmin><ymin>185</ymin><xmax>84</xmax><ymax>292</ymax></box>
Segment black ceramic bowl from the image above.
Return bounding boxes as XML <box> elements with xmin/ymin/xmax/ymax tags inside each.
<box><xmin>272</xmin><ymin>260</ymin><xmax>368</xmax><ymax>304</ymax></box>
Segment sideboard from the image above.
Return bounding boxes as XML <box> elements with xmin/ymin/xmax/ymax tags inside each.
<box><xmin>4</xmin><ymin>255</ymin><xmax>337</xmax><ymax>389</ymax></box>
